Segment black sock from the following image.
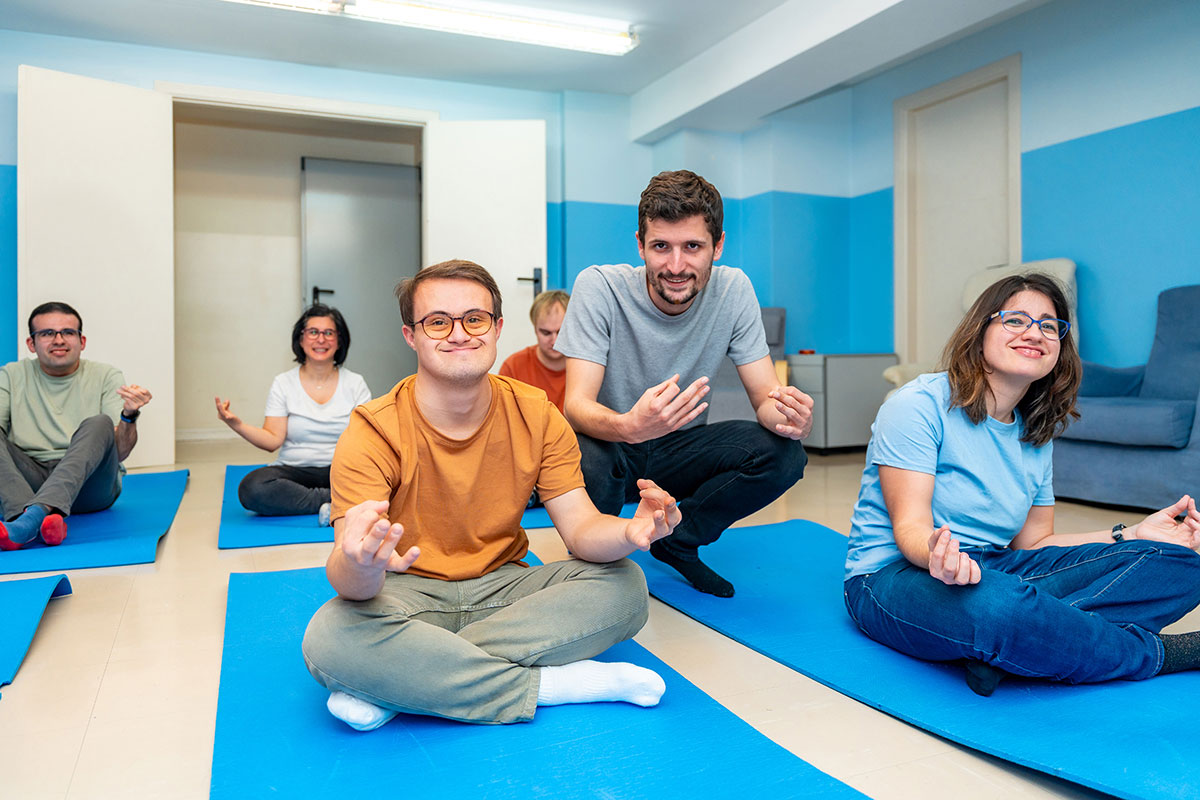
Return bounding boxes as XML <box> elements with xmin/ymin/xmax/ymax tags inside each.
<box><xmin>649</xmin><ymin>541</ymin><xmax>734</xmax><ymax>597</ymax></box>
<box><xmin>1158</xmin><ymin>631</ymin><xmax>1200</xmax><ymax>674</ymax></box>
<box><xmin>964</xmin><ymin>660</ymin><xmax>1005</xmax><ymax>697</ymax></box>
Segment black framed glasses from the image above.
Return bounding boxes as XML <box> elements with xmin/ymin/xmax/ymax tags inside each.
<box><xmin>414</xmin><ymin>310</ymin><xmax>495</xmax><ymax>340</ymax></box>
<box><xmin>989</xmin><ymin>310</ymin><xmax>1070</xmax><ymax>340</ymax></box>
<box><xmin>32</xmin><ymin>328</ymin><xmax>82</xmax><ymax>341</ymax></box>
<box><xmin>302</xmin><ymin>327</ymin><xmax>337</xmax><ymax>340</ymax></box>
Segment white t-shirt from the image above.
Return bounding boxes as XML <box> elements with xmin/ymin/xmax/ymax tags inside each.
<box><xmin>264</xmin><ymin>366</ymin><xmax>372</xmax><ymax>466</ymax></box>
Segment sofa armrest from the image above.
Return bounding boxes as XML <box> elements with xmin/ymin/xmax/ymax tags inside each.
<box><xmin>1080</xmin><ymin>362</ymin><xmax>1144</xmax><ymax>397</ymax></box>
<box><xmin>882</xmin><ymin>362</ymin><xmax>934</xmax><ymax>389</ymax></box>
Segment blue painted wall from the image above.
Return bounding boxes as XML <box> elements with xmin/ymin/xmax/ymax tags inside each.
<box><xmin>0</xmin><ymin>165</ymin><xmax>14</xmax><ymax>364</ymax></box>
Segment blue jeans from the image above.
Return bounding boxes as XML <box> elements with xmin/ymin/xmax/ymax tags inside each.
<box><xmin>576</xmin><ymin>420</ymin><xmax>806</xmax><ymax>556</ymax></box>
<box><xmin>844</xmin><ymin>540</ymin><xmax>1200</xmax><ymax>683</ymax></box>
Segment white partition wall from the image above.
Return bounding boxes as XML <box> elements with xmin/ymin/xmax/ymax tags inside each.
<box><xmin>423</xmin><ymin>120</ymin><xmax>546</xmax><ymax>369</ymax></box>
<box><xmin>18</xmin><ymin>65</ymin><xmax>175</xmax><ymax>468</ymax></box>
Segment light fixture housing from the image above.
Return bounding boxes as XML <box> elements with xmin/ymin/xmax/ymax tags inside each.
<box><xmin>216</xmin><ymin>0</ymin><xmax>638</xmax><ymax>56</ymax></box>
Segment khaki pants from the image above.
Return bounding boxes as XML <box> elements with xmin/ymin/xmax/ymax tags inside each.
<box><xmin>301</xmin><ymin>557</ymin><xmax>649</xmax><ymax>724</ymax></box>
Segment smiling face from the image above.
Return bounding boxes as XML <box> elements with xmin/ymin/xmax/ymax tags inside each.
<box><xmin>637</xmin><ymin>214</ymin><xmax>725</xmax><ymax>315</ymax></box>
<box><xmin>402</xmin><ymin>278</ymin><xmax>502</xmax><ymax>386</ymax></box>
<box><xmin>27</xmin><ymin>310</ymin><xmax>86</xmax><ymax>377</ymax></box>
<box><xmin>982</xmin><ymin>289</ymin><xmax>1061</xmax><ymax>391</ymax></box>
<box><xmin>300</xmin><ymin>315</ymin><xmax>338</xmax><ymax>365</ymax></box>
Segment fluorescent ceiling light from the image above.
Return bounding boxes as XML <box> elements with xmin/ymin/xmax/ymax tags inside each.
<box><xmin>216</xmin><ymin>0</ymin><xmax>638</xmax><ymax>56</ymax></box>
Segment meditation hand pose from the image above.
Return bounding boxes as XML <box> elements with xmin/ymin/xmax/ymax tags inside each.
<box><xmin>844</xmin><ymin>272</ymin><xmax>1200</xmax><ymax>696</ymax></box>
<box><xmin>555</xmin><ymin>170</ymin><xmax>811</xmax><ymax>597</ymax></box>
<box><xmin>302</xmin><ymin>260</ymin><xmax>681</xmax><ymax>730</ymax></box>
<box><xmin>1</xmin><ymin>302</ymin><xmax>151</xmax><ymax>550</ymax></box>
<box><xmin>215</xmin><ymin>304</ymin><xmax>370</xmax><ymax>525</ymax></box>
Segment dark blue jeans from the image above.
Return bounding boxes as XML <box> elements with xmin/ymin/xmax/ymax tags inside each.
<box><xmin>576</xmin><ymin>420</ymin><xmax>807</xmax><ymax>556</ymax></box>
<box><xmin>844</xmin><ymin>540</ymin><xmax>1200</xmax><ymax>683</ymax></box>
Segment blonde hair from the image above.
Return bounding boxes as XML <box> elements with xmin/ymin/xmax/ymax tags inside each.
<box><xmin>529</xmin><ymin>290</ymin><xmax>569</xmax><ymax>324</ymax></box>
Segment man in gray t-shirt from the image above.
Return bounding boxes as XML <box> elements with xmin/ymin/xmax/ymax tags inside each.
<box><xmin>555</xmin><ymin>170</ymin><xmax>812</xmax><ymax>597</ymax></box>
<box><xmin>0</xmin><ymin>301</ymin><xmax>152</xmax><ymax>550</ymax></box>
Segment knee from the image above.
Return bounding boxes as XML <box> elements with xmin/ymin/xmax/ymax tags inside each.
<box><xmin>237</xmin><ymin>468</ymin><xmax>271</xmax><ymax>510</ymax></box>
<box><xmin>76</xmin><ymin>415</ymin><xmax>116</xmax><ymax>445</ymax></box>
<box><xmin>301</xmin><ymin>600</ymin><xmax>353</xmax><ymax>679</ymax></box>
<box><xmin>600</xmin><ymin>558</ymin><xmax>650</xmax><ymax>633</ymax></box>
<box><xmin>738</xmin><ymin>422</ymin><xmax>807</xmax><ymax>486</ymax></box>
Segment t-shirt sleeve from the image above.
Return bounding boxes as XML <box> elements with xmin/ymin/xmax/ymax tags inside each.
<box><xmin>329</xmin><ymin>409</ymin><xmax>402</xmax><ymax>522</ymax></box>
<box><xmin>554</xmin><ymin>267</ymin><xmax>614</xmax><ymax>366</ymax></box>
<box><xmin>264</xmin><ymin>374</ymin><xmax>289</xmax><ymax>417</ymax></box>
<box><xmin>101</xmin><ymin>368</ymin><xmax>126</xmax><ymax>425</ymax></box>
<box><xmin>869</xmin><ymin>386</ymin><xmax>943</xmax><ymax>476</ymax></box>
<box><xmin>1034</xmin><ymin>440</ymin><xmax>1055</xmax><ymax>505</ymax></box>
<box><xmin>350</xmin><ymin>373</ymin><xmax>372</xmax><ymax>405</ymax></box>
<box><xmin>535</xmin><ymin>404</ymin><xmax>586</xmax><ymax>503</ymax></box>
<box><xmin>725</xmin><ymin>272</ymin><xmax>770</xmax><ymax>366</ymax></box>
<box><xmin>0</xmin><ymin>367</ymin><xmax>11</xmax><ymax>435</ymax></box>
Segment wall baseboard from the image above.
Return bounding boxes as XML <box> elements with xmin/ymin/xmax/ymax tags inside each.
<box><xmin>175</xmin><ymin>428</ymin><xmax>240</xmax><ymax>442</ymax></box>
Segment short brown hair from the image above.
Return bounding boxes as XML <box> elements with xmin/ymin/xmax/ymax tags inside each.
<box><xmin>940</xmin><ymin>271</ymin><xmax>1081</xmax><ymax>447</ymax></box>
<box><xmin>637</xmin><ymin>170</ymin><xmax>723</xmax><ymax>247</ymax></box>
<box><xmin>529</xmin><ymin>289</ymin><xmax>569</xmax><ymax>324</ymax></box>
<box><xmin>395</xmin><ymin>260</ymin><xmax>503</xmax><ymax>326</ymax></box>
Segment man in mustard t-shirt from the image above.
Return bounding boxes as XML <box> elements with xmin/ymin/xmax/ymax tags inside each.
<box><xmin>0</xmin><ymin>301</ymin><xmax>153</xmax><ymax>550</ymax></box>
<box><xmin>302</xmin><ymin>260</ymin><xmax>682</xmax><ymax>730</ymax></box>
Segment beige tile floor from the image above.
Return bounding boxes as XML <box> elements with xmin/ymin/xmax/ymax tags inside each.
<box><xmin>1</xmin><ymin>440</ymin><xmax>1185</xmax><ymax>799</ymax></box>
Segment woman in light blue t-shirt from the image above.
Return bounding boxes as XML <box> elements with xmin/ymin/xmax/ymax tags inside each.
<box><xmin>844</xmin><ymin>272</ymin><xmax>1200</xmax><ymax>695</ymax></box>
<box><xmin>215</xmin><ymin>304</ymin><xmax>370</xmax><ymax>524</ymax></box>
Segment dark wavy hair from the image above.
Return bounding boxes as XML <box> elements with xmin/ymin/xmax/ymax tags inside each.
<box><xmin>940</xmin><ymin>272</ymin><xmax>1081</xmax><ymax>447</ymax></box>
<box><xmin>637</xmin><ymin>170</ymin><xmax>723</xmax><ymax>248</ymax></box>
<box><xmin>291</xmin><ymin>304</ymin><xmax>351</xmax><ymax>366</ymax></box>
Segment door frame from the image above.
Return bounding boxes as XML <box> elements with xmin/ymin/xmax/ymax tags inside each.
<box><xmin>891</xmin><ymin>54</ymin><xmax>1021</xmax><ymax>362</ymax></box>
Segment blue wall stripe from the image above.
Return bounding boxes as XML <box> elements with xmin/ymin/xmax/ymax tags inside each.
<box><xmin>560</xmin><ymin>200</ymin><xmax>641</xmax><ymax>290</ymax></box>
<box><xmin>0</xmin><ymin>164</ymin><xmax>14</xmax><ymax>364</ymax></box>
<box><xmin>546</xmin><ymin>202</ymin><xmax>565</xmax><ymax>291</ymax></box>
<box><xmin>1023</xmin><ymin>104</ymin><xmax>1200</xmax><ymax>366</ymax></box>
<box><xmin>847</xmin><ymin>188</ymin><xmax>894</xmax><ymax>354</ymax></box>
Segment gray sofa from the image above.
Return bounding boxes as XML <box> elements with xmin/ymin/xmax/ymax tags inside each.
<box><xmin>1053</xmin><ymin>284</ymin><xmax>1200</xmax><ymax>510</ymax></box>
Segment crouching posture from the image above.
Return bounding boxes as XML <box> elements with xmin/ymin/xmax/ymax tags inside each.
<box><xmin>302</xmin><ymin>260</ymin><xmax>680</xmax><ymax>729</ymax></box>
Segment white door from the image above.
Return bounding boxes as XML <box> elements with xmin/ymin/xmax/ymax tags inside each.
<box><xmin>18</xmin><ymin>66</ymin><xmax>175</xmax><ymax>468</ymax></box>
<box><xmin>894</xmin><ymin>56</ymin><xmax>1021</xmax><ymax>364</ymax></box>
<box><xmin>422</xmin><ymin>120</ymin><xmax>546</xmax><ymax>370</ymax></box>
<box><xmin>303</xmin><ymin>158</ymin><xmax>421</xmax><ymax>394</ymax></box>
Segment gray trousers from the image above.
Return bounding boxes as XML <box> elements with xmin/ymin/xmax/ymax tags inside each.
<box><xmin>302</xmin><ymin>557</ymin><xmax>649</xmax><ymax>724</ymax></box>
<box><xmin>0</xmin><ymin>415</ymin><xmax>122</xmax><ymax>520</ymax></box>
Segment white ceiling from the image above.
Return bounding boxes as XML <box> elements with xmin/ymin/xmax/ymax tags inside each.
<box><xmin>1</xmin><ymin>0</ymin><xmax>1051</xmax><ymax>138</ymax></box>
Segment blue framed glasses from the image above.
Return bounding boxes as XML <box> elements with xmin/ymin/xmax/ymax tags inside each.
<box><xmin>989</xmin><ymin>310</ymin><xmax>1070</xmax><ymax>340</ymax></box>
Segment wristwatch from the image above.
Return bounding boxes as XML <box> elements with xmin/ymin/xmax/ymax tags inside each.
<box><xmin>1111</xmin><ymin>523</ymin><xmax>1126</xmax><ymax>542</ymax></box>
<box><xmin>120</xmin><ymin>408</ymin><xmax>141</xmax><ymax>424</ymax></box>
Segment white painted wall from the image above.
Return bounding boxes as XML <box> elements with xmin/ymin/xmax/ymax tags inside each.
<box><xmin>173</xmin><ymin>118</ymin><xmax>417</xmax><ymax>440</ymax></box>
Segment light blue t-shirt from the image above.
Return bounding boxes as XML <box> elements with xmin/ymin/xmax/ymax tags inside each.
<box><xmin>844</xmin><ymin>372</ymin><xmax>1055</xmax><ymax>578</ymax></box>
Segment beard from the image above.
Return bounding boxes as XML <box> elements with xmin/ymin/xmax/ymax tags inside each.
<box><xmin>647</xmin><ymin>263</ymin><xmax>711</xmax><ymax>308</ymax></box>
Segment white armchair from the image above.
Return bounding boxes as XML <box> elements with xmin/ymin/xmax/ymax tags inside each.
<box><xmin>882</xmin><ymin>259</ymin><xmax>1078</xmax><ymax>393</ymax></box>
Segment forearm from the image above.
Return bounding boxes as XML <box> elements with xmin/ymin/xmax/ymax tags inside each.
<box><xmin>325</xmin><ymin>547</ymin><xmax>387</xmax><ymax>600</ymax></box>
<box><xmin>228</xmin><ymin>421</ymin><xmax>284</xmax><ymax>452</ymax></box>
<box><xmin>1020</xmin><ymin>528</ymin><xmax>1126</xmax><ymax>549</ymax></box>
<box><xmin>893</xmin><ymin>523</ymin><xmax>936</xmax><ymax>569</ymax></box>
<box><xmin>564</xmin><ymin>396</ymin><xmax>630</xmax><ymax>443</ymax></box>
<box><xmin>115</xmin><ymin>421</ymin><xmax>137</xmax><ymax>461</ymax></box>
<box><xmin>560</xmin><ymin>514</ymin><xmax>637</xmax><ymax>563</ymax></box>
<box><xmin>754</xmin><ymin>396</ymin><xmax>787</xmax><ymax>432</ymax></box>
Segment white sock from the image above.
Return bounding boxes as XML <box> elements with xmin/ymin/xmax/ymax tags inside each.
<box><xmin>536</xmin><ymin>660</ymin><xmax>666</xmax><ymax>708</ymax></box>
<box><xmin>326</xmin><ymin>690</ymin><xmax>398</xmax><ymax>732</ymax></box>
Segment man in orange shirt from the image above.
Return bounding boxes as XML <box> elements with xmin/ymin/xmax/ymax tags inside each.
<box><xmin>499</xmin><ymin>289</ymin><xmax>569</xmax><ymax>412</ymax></box>
<box><xmin>302</xmin><ymin>260</ymin><xmax>681</xmax><ymax>729</ymax></box>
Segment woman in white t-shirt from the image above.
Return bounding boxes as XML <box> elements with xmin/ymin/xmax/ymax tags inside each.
<box><xmin>215</xmin><ymin>304</ymin><xmax>371</xmax><ymax>524</ymax></box>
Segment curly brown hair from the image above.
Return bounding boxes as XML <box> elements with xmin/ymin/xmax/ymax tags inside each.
<box><xmin>940</xmin><ymin>272</ymin><xmax>1081</xmax><ymax>447</ymax></box>
<box><xmin>637</xmin><ymin>170</ymin><xmax>723</xmax><ymax>247</ymax></box>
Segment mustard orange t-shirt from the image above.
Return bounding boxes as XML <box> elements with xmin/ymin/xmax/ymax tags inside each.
<box><xmin>498</xmin><ymin>345</ymin><xmax>566</xmax><ymax>412</ymax></box>
<box><xmin>330</xmin><ymin>374</ymin><xmax>584</xmax><ymax>581</ymax></box>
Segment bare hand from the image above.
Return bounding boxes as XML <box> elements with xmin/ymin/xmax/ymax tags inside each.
<box><xmin>623</xmin><ymin>374</ymin><xmax>709</xmax><ymax>443</ymax></box>
<box><xmin>1131</xmin><ymin>495</ymin><xmax>1200</xmax><ymax>551</ymax></box>
<box><xmin>214</xmin><ymin>396</ymin><xmax>242</xmax><ymax>427</ymax></box>
<box><xmin>118</xmin><ymin>384</ymin><xmax>152</xmax><ymax>414</ymax></box>
<box><xmin>340</xmin><ymin>500</ymin><xmax>420</xmax><ymax>574</ymax></box>
<box><xmin>928</xmin><ymin>525</ymin><xmax>981</xmax><ymax>585</ymax></box>
<box><xmin>767</xmin><ymin>385</ymin><xmax>814</xmax><ymax>439</ymax></box>
<box><xmin>623</xmin><ymin>479</ymin><xmax>681</xmax><ymax>550</ymax></box>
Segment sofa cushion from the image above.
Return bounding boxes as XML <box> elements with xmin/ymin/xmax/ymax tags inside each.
<box><xmin>1061</xmin><ymin>397</ymin><xmax>1195</xmax><ymax>448</ymax></box>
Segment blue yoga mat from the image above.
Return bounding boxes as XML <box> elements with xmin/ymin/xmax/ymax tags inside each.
<box><xmin>0</xmin><ymin>470</ymin><xmax>188</xmax><ymax>576</ymax></box>
<box><xmin>630</xmin><ymin>520</ymin><xmax>1200</xmax><ymax>800</ymax></box>
<box><xmin>219</xmin><ymin>463</ymin><xmax>639</xmax><ymax>546</ymax></box>
<box><xmin>0</xmin><ymin>574</ymin><xmax>71</xmax><ymax>689</ymax></box>
<box><xmin>218</xmin><ymin>465</ymin><xmax>331</xmax><ymax>549</ymax></box>
<box><xmin>212</xmin><ymin>565</ymin><xmax>865</xmax><ymax>800</ymax></box>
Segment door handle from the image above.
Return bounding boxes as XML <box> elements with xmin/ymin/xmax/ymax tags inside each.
<box><xmin>312</xmin><ymin>286</ymin><xmax>335</xmax><ymax>306</ymax></box>
<box><xmin>517</xmin><ymin>268</ymin><xmax>543</xmax><ymax>297</ymax></box>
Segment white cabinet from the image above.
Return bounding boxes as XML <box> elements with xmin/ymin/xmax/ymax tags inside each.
<box><xmin>787</xmin><ymin>353</ymin><xmax>898</xmax><ymax>450</ymax></box>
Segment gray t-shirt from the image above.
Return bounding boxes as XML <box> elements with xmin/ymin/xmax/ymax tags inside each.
<box><xmin>556</xmin><ymin>264</ymin><xmax>768</xmax><ymax>429</ymax></box>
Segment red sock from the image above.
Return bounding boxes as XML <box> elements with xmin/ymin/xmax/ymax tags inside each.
<box><xmin>0</xmin><ymin>521</ymin><xmax>22</xmax><ymax>551</ymax></box>
<box><xmin>40</xmin><ymin>514</ymin><xmax>67</xmax><ymax>546</ymax></box>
